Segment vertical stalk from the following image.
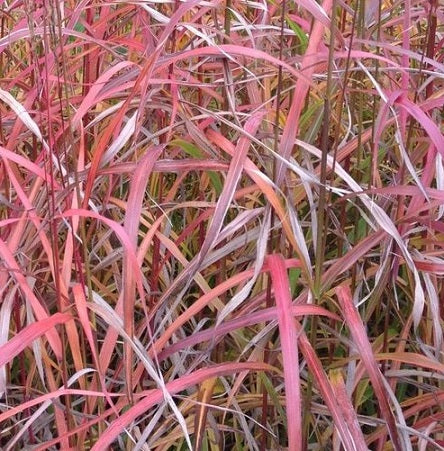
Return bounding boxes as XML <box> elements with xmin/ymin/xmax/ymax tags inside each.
<box><xmin>42</xmin><ymin>1</ymin><xmax>75</xmax><ymax>441</ymax></box>
<box><xmin>313</xmin><ymin>0</ymin><xmax>336</xmax><ymax>298</ymax></box>
<box><xmin>305</xmin><ymin>0</ymin><xmax>336</xmax><ymax>445</ymax></box>
<box><xmin>261</xmin><ymin>1</ymin><xmax>286</xmax><ymax>448</ymax></box>
<box><xmin>221</xmin><ymin>0</ymin><xmax>233</xmax><ymax>138</ymax></box>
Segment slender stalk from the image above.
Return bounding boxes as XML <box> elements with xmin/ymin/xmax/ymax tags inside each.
<box><xmin>261</xmin><ymin>1</ymin><xmax>286</xmax><ymax>448</ymax></box>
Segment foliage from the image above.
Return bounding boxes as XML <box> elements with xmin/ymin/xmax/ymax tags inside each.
<box><xmin>0</xmin><ymin>0</ymin><xmax>443</xmax><ymax>449</ymax></box>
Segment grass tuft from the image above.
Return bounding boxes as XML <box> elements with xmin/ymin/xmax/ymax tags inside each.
<box><xmin>0</xmin><ymin>0</ymin><xmax>443</xmax><ymax>448</ymax></box>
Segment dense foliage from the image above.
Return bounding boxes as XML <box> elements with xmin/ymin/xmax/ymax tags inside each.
<box><xmin>0</xmin><ymin>0</ymin><xmax>443</xmax><ymax>449</ymax></box>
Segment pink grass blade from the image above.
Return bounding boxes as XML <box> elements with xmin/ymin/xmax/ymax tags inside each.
<box><xmin>374</xmin><ymin>352</ymin><xmax>444</xmax><ymax>374</ymax></box>
<box><xmin>122</xmin><ymin>145</ymin><xmax>164</xmax><ymax>402</ymax></box>
<box><xmin>91</xmin><ymin>362</ymin><xmax>276</xmax><ymax>450</ymax></box>
<box><xmin>206</xmin><ymin>128</ymin><xmax>312</xmax><ymax>279</ymax></box>
<box><xmin>276</xmin><ymin>0</ymin><xmax>332</xmax><ymax>185</ymax></box>
<box><xmin>196</xmin><ymin>112</ymin><xmax>264</xmax><ymax>265</ymax></box>
<box><xmin>158</xmin><ymin>44</ymin><xmax>310</xmax><ymax>85</ymax></box>
<box><xmin>0</xmin><ymin>238</ymin><xmax>65</xmax><ymax>359</ymax></box>
<box><xmin>72</xmin><ymin>284</ymin><xmax>117</xmax><ymax>414</ymax></box>
<box><xmin>395</xmin><ymin>95</ymin><xmax>444</xmax><ymax>156</ymax></box>
<box><xmin>72</xmin><ymin>61</ymin><xmax>138</xmax><ymax>126</ymax></box>
<box><xmin>0</xmin><ymin>388</ymin><xmax>115</xmax><ymax>425</ymax></box>
<box><xmin>296</xmin><ymin>328</ymin><xmax>357</xmax><ymax>449</ymax></box>
<box><xmin>60</xmin><ymin>209</ymin><xmax>141</xmax><ymax>284</ymax></box>
<box><xmin>0</xmin><ymin>312</ymin><xmax>71</xmax><ymax>367</ymax></box>
<box><xmin>158</xmin><ymin>304</ymin><xmax>340</xmax><ymax>362</ymax></box>
<box><xmin>150</xmin><ymin>259</ymin><xmax>302</xmax><ymax>357</ymax></box>
<box><xmin>267</xmin><ymin>254</ymin><xmax>302</xmax><ymax>450</ymax></box>
<box><xmin>335</xmin><ymin>285</ymin><xmax>404</xmax><ymax>450</ymax></box>
<box><xmin>329</xmin><ymin>368</ymin><xmax>368</xmax><ymax>450</ymax></box>
<box><xmin>0</xmin><ymin>146</ymin><xmax>59</xmax><ymax>187</ymax></box>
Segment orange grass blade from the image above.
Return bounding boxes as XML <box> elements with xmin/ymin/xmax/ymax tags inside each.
<box><xmin>194</xmin><ymin>377</ymin><xmax>217</xmax><ymax>451</ymax></box>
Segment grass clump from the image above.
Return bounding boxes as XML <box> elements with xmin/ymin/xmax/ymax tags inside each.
<box><xmin>0</xmin><ymin>0</ymin><xmax>443</xmax><ymax>449</ymax></box>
